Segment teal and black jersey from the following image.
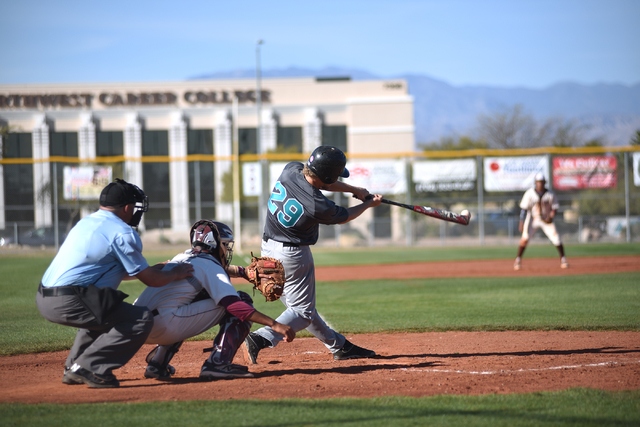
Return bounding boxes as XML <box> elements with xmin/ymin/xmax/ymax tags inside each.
<box><xmin>263</xmin><ymin>162</ymin><xmax>348</xmax><ymax>246</ymax></box>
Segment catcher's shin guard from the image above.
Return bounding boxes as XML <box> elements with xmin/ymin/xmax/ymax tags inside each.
<box><xmin>145</xmin><ymin>341</ymin><xmax>183</xmax><ymax>379</ymax></box>
<box><xmin>207</xmin><ymin>313</ymin><xmax>252</xmax><ymax>365</ymax></box>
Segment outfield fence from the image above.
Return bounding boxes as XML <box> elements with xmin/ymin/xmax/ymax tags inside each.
<box><xmin>1</xmin><ymin>146</ymin><xmax>639</xmax><ymax>249</ymax></box>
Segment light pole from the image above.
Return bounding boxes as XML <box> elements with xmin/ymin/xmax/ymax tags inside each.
<box><xmin>256</xmin><ymin>39</ymin><xmax>266</xmax><ymax>237</ymax></box>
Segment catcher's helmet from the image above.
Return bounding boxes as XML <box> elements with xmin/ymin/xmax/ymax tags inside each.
<box><xmin>100</xmin><ymin>178</ymin><xmax>148</xmax><ymax>227</ymax></box>
<box><xmin>189</xmin><ymin>219</ymin><xmax>234</xmax><ymax>267</ymax></box>
<box><xmin>307</xmin><ymin>146</ymin><xmax>350</xmax><ymax>184</ymax></box>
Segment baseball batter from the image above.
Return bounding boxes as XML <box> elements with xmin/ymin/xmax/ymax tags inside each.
<box><xmin>134</xmin><ymin>220</ymin><xmax>295</xmax><ymax>380</ymax></box>
<box><xmin>514</xmin><ymin>172</ymin><xmax>568</xmax><ymax>270</ymax></box>
<box><xmin>242</xmin><ymin>145</ymin><xmax>382</xmax><ymax>364</ymax></box>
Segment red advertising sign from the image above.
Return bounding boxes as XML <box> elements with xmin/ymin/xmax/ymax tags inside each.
<box><xmin>552</xmin><ymin>156</ymin><xmax>617</xmax><ymax>190</ymax></box>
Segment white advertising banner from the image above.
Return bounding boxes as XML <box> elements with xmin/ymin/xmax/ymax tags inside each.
<box><xmin>634</xmin><ymin>152</ymin><xmax>640</xmax><ymax>187</ymax></box>
<box><xmin>269</xmin><ymin>162</ymin><xmax>289</xmax><ymax>192</ymax></box>
<box><xmin>242</xmin><ymin>162</ymin><xmax>262</xmax><ymax>197</ymax></box>
<box><xmin>345</xmin><ymin>160</ymin><xmax>407</xmax><ymax>195</ymax></box>
<box><xmin>63</xmin><ymin>166</ymin><xmax>112</xmax><ymax>200</ymax></box>
<box><xmin>413</xmin><ymin>159</ymin><xmax>476</xmax><ymax>192</ymax></box>
<box><xmin>484</xmin><ymin>155</ymin><xmax>549</xmax><ymax>192</ymax></box>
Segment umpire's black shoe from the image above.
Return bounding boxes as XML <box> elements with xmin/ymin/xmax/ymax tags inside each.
<box><xmin>242</xmin><ymin>332</ymin><xmax>270</xmax><ymax>364</ymax></box>
<box><xmin>62</xmin><ymin>366</ymin><xmax>82</xmax><ymax>385</ymax></box>
<box><xmin>66</xmin><ymin>363</ymin><xmax>120</xmax><ymax>388</ymax></box>
<box><xmin>333</xmin><ymin>339</ymin><xmax>376</xmax><ymax>360</ymax></box>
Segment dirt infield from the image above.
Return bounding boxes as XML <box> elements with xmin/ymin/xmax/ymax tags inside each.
<box><xmin>1</xmin><ymin>255</ymin><xmax>639</xmax><ymax>404</ymax></box>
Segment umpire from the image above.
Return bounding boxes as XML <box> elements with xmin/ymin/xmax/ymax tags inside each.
<box><xmin>36</xmin><ymin>179</ymin><xmax>194</xmax><ymax>388</ymax></box>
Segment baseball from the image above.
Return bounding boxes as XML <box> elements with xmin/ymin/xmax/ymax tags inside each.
<box><xmin>461</xmin><ymin>209</ymin><xmax>470</xmax><ymax>217</ymax></box>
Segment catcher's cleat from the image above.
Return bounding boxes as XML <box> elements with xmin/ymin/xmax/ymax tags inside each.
<box><xmin>333</xmin><ymin>340</ymin><xmax>376</xmax><ymax>360</ymax></box>
<box><xmin>242</xmin><ymin>332</ymin><xmax>269</xmax><ymax>365</ymax></box>
<box><xmin>62</xmin><ymin>366</ymin><xmax>82</xmax><ymax>385</ymax></box>
<box><xmin>65</xmin><ymin>363</ymin><xmax>120</xmax><ymax>388</ymax></box>
<box><xmin>513</xmin><ymin>258</ymin><xmax>521</xmax><ymax>271</ymax></box>
<box><xmin>199</xmin><ymin>361</ymin><xmax>254</xmax><ymax>380</ymax></box>
<box><xmin>144</xmin><ymin>362</ymin><xmax>176</xmax><ymax>380</ymax></box>
<box><xmin>560</xmin><ymin>257</ymin><xmax>569</xmax><ymax>269</ymax></box>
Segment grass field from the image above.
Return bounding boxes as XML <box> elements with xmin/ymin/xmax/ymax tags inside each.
<box><xmin>1</xmin><ymin>243</ymin><xmax>639</xmax><ymax>426</ymax></box>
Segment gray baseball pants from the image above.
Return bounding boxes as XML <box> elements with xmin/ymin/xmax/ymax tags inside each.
<box><xmin>253</xmin><ymin>239</ymin><xmax>346</xmax><ymax>353</ymax></box>
<box><xmin>36</xmin><ymin>286</ymin><xmax>154</xmax><ymax>375</ymax></box>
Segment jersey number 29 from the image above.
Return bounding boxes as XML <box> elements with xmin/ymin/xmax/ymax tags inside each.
<box><xmin>268</xmin><ymin>182</ymin><xmax>304</xmax><ymax>227</ymax></box>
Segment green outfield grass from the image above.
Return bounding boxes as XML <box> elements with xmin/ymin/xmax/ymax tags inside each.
<box><xmin>1</xmin><ymin>243</ymin><xmax>638</xmax><ymax>425</ymax></box>
<box><xmin>1</xmin><ymin>243</ymin><xmax>639</xmax><ymax>355</ymax></box>
<box><xmin>2</xmin><ymin>389</ymin><xmax>639</xmax><ymax>427</ymax></box>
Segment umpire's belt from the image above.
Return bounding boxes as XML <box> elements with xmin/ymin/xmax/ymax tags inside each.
<box><xmin>38</xmin><ymin>282</ymin><xmax>78</xmax><ymax>296</ymax></box>
<box><xmin>262</xmin><ymin>234</ymin><xmax>299</xmax><ymax>248</ymax></box>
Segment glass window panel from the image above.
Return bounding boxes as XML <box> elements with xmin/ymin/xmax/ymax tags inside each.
<box><xmin>322</xmin><ymin>125</ymin><xmax>347</xmax><ymax>153</ymax></box>
<box><xmin>96</xmin><ymin>131</ymin><xmax>123</xmax><ymax>156</ymax></box>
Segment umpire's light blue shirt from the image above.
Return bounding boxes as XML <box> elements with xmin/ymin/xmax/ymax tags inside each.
<box><xmin>41</xmin><ymin>209</ymin><xmax>149</xmax><ymax>289</ymax></box>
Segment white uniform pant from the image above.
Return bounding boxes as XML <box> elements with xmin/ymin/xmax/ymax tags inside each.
<box><xmin>253</xmin><ymin>238</ymin><xmax>346</xmax><ymax>353</ymax></box>
<box><xmin>522</xmin><ymin>215</ymin><xmax>562</xmax><ymax>246</ymax></box>
<box><xmin>144</xmin><ymin>299</ymin><xmax>227</xmax><ymax>345</ymax></box>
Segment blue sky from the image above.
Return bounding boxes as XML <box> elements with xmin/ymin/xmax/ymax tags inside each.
<box><xmin>2</xmin><ymin>0</ymin><xmax>639</xmax><ymax>88</ymax></box>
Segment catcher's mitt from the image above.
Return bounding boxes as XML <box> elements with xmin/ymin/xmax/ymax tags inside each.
<box><xmin>246</xmin><ymin>254</ymin><xmax>285</xmax><ymax>302</ymax></box>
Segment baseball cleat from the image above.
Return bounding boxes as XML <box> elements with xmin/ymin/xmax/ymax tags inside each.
<box><xmin>333</xmin><ymin>339</ymin><xmax>376</xmax><ymax>360</ymax></box>
<box><xmin>560</xmin><ymin>258</ymin><xmax>569</xmax><ymax>269</ymax></box>
<box><xmin>242</xmin><ymin>332</ymin><xmax>266</xmax><ymax>365</ymax></box>
<box><xmin>513</xmin><ymin>259</ymin><xmax>521</xmax><ymax>271</ymax></box>
<box><xmin>199</xmin><ymin>361</ymin><xmax>254</xmax><ymax>380</ymax></box>
<box><xmin>62</xmin><ymin>366</ymin><xmax>82</xmax><ymax>385</ymax></box>
<box><xmin>65</xmin><ymin>363</ymin><xmax>120</xmax><ymax>388</ymax></box>
<box><xmin>144</xmin><ymin>362</ymin><xmax>176</xmax><ymax>380</ymax></box>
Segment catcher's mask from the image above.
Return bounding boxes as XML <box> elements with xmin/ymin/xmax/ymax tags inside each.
<box><xmin>189</xmin><ymin>219</ymin><xmax>234</xmax><ymax>267</ymax></box>
<box><xmin>100</xmin><ymin>178</ymin><xmax>149</xmax><ymax>228</ymax></box>
<box><xmin>307</xmin><ymin>145</ymin><xmax>350</xmax><ymax>185</ymax></box>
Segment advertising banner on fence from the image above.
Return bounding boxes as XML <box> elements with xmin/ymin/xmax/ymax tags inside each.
<box><xmin>345</xmin><ymin>160</ymin><xmax>407</xmax><ymax>195</ymax></box>
<box><xmin>552</xmin><ymin>155</ymin><xmax>617</xmax><ymax>190</ymax></box>
<box><xmin>269</xmin><ymin>162</ymin><xmax>289</xmax><ymax>192</ymax></box>
<box><xmin>242</xmin><ymin>162</ymin><xmax>262</xmax><ymax>196</ymax></box>
<box><xmin>634</xmin><ymin>153</ymin><xmax>640</xmax><ymax>187</ymax></box>
<box><xmin>412</xmin><ymin>159</ymin><xmax>476</xmax><ymax>193</ymax></box>
<box><xmin>63</xmin><ymin>166</ymin><xmax>112</xmax><ymax>200</ymax></box>
<box><xmin>483</xmin><ymin>156</ymin><xmax>548</xmax><ymax>192</ymax></box>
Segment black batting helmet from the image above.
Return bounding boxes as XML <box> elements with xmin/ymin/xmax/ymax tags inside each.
<box><xmin>307</xmin><ymin>146</ymin><xmax>350</xmax><ymax>184</ymax></box>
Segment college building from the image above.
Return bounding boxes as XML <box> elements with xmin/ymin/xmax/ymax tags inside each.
<box><xmin>0</xmin><ymin>76</ymin><xmax>415</xmax><ymax>238</ymax></box>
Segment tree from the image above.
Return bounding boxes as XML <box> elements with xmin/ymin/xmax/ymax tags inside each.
<box><xmin>421</xmin><ymin>135</ymin><xmax>488</xmax><ymax>151</ymax></box>
<box><xmin>476</xmin><ymin>104</ymin><xmax>550</xmax><ymax>149</ymax></box>
<box><xmin>548</xmin><ymin>118</ymin><xmax>590</xmax><ymax>148</ymax></box>
<box><xmin>630</xmin><ymin>130</ymin><xmax>640</xmax><ymax>146</ymax></box>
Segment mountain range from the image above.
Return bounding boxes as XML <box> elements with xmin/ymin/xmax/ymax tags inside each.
<box><xmin>192</xmin><ymin>67</ymin><xmax>640</xmax><ymax>147</ymax></box>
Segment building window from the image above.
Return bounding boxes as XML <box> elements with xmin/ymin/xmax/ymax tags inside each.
<box><xmin>278</xmin><ymin>126</ymin><xmax>302</xmax><ymax>153</ymax></box>
<box><xmin>96</xmin><ymin>131</ymin><xmax>123</xmax><ymax>156</ymax></box>
<box><xmin>142</xmin><ymin>130</ymin><xmax>170</xmax><ymax>229</ymax></box>
<box><xmin>238</xmin><ymin>128</ymin><xmax>257</xmax><ymax>155</ymax></box>
<box><xmin>3</xmin><ymin>133</ymin><xmax>34</xmax><ymax>225</ymax></box>
<box><xmin>322</xmin><ymin>125</ymin><xmax>347</xmax><ymax>153</ymax></box>
<box><xmin>50</xmin><ymin>132</ymin><xmax>79</xmax><ymax>225</ymax></box>
<box><xmin>187</xmin><ymin>129</ymin><xmax>215</xmax><ymax>221</ymax></box>
<box><xmin>50</xmin><ymin>132</ymin><xmax>78</xmax><ymax>157</ymax></box>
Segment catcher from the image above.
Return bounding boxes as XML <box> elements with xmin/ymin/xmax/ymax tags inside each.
<box><xmin>133</xmin><ymin>219</ymin><xmax>294</xmax><ymax>380</ymax></box>
<box><xmin>514</xmin><ymin>172</ymin><xmax>568</xmax><ymax>270</ymax></box>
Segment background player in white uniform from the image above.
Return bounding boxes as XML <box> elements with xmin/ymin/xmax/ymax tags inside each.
<box><xmin>242</xmin><ymin>145</ymin><xmax>382</xmax><ymax>364</ymax></box>
<box><xmin>134</xmin><ymin>220</ymin><xmax>295</xmax><ymax>380</ymax></box>
<box><xmin>514</xmin><ymin>172</ymin><xmax>568</xmax><ymax>270</ymax></box>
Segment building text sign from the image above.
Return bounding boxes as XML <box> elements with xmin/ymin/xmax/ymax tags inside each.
<box><xmin>0</xmin><ymin>90</ymin><xmax>271</xmax><ymax>109</ymax></box>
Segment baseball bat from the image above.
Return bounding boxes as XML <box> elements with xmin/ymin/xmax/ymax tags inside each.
<box><xmin>380</xmin><ymin>198</ymin><xmax>471</xmax><ymax>226</ymax></box>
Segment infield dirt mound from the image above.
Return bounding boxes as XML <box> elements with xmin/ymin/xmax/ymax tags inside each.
<box><xmin>1</xmin><ymin>255</ymin><xmax>639</xmax><ymax>404</ymax></box>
